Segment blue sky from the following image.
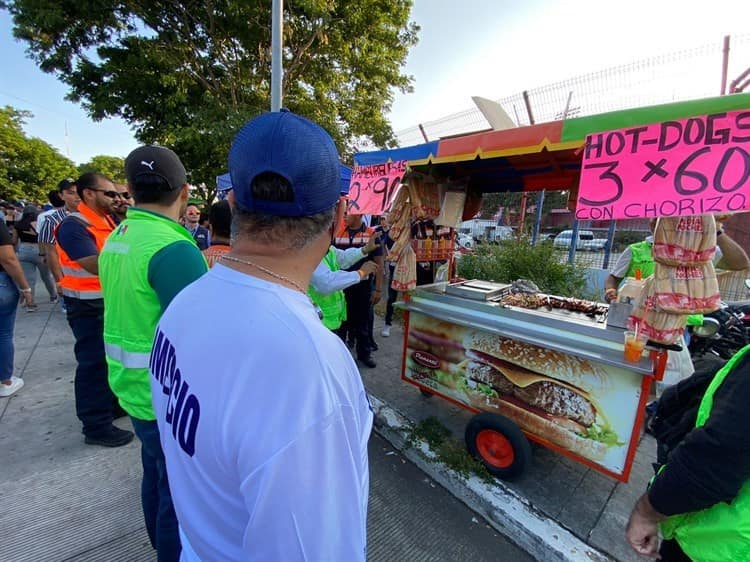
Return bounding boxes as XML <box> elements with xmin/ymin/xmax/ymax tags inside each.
<box><xmin>1</xmin><ymin>1</ymin><xmax>749</xmax><ymax>165</ymax></box>
<box><xmin>0</xmin><ymin>11</ymin><xmax>138</xmax><ymax>164</ymax></box>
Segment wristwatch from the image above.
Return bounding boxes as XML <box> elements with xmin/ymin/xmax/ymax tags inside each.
<box><xmin>20</xmin><ymin>288</ymin><xmax>32</xmax><ymax>293</ymax></box>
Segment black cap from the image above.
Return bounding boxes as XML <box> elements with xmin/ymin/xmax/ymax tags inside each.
<box><xmin>57</xmin><ymin>178</ymin><xmax>76</xmax><ymax>192</ymax></box>
<box><xmin>125</xmin><ymin>145</ymin><xmax>187</xmax><ymax>191</ymax></box>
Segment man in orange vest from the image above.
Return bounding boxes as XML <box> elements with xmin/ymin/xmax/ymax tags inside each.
<box><xmin>56</xmin><ymin>172</ymin><xmax>134</xmax><ymax>447</ymax></box>
<box><xmin>333</xmin><ymin>210</ymin><xmax>384</xmax><ymax>368</ymax></box>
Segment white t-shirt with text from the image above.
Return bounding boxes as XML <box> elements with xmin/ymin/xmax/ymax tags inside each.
<box><xmin>150</xmin><ymin>264</ymin><xmax>373</xmax><ymax>561</ymax></box>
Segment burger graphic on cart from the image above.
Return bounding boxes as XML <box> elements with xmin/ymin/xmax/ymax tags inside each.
<box><xmin>405</xmin><ymin>314</ymin><xmax>639</xmax><ymax>481</ymax></box>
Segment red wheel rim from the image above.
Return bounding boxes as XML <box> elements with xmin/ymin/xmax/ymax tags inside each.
<box><xmin>476</xmin><ymin>429</ymin><xmax>515</xmax><ymax>468</ymax></box>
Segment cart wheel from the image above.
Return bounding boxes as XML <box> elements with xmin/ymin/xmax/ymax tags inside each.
<box><xmin>465</xmin><ymin>413</ymin><xmax>531</xmax><ymax>480</ymax></box>
<box><xmin>420</xmin><ymin>388</ymin><xmax>434</xmax><ymax>398</ymax></box>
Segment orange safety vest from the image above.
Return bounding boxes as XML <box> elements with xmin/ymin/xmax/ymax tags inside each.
<box><xmin>334</xmin><ymin>223</ymin><xmax>376</xmax><ymax>249</ymax></box>
<box><xmin>56</xmin><ymin>203</ymin><xmax>115</xmax><ymax>300</ymax></box>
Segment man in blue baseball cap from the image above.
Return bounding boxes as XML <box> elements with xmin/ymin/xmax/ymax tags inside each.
<box><xmin>149</xmin><ymin>111</ymin><xmax>373</xmax><ymax>562</ymax></box>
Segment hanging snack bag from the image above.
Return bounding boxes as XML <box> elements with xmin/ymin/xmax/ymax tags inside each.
<box><xmin>392</xmin><ymin>245</ymin><xmax>417</xmax><ymax>291</ymax></box>
<box><xmin>652</xmin><ymin>215</ymin><xmax>716</xmax><ymax>266</ymax></box>
<box><xmin>627</xmin><ymin>277</ymin><xmax>687</xmax><ymax>345</ymax></box>
<box><xmin>407</xmin><ymin>172</ymin><xmax>441</xmax><ymax>220</ymax></box>
<box><xmin>652</xmin><ymin>262</ymin><xmax>721</xmax><ymax>314</ymax></box>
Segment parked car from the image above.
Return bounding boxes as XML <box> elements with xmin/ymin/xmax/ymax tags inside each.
<box><xmin>456</xmin><ymin>233</ymin><xmax>474</xmax><ymax>249</ymax></box>
<box><xmin>494</xmin><ymin>226</ymin><xmax>515</xmax><ymax>241</ymax></box>
<box><xmin>553</xmin><ymin>230</ymin><xmax>607</xmax><ymax>251</ymax></box>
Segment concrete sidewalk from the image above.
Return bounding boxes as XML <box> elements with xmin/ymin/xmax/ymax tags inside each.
<box><xmin>0</xmin><ymin>297</ymin><xmax>535</xmax><ymax>562</ymax></box>
<box><xmin>1</xmin><ymin>292</ymin><xmax>654</xmax><ymax>562</ymax></box>
<box><xmin>364</xmin><ymin>313</ymin><xmax>656</xmax><ymax>562</ymax></box>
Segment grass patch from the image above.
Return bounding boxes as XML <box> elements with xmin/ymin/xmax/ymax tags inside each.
<box><xmin>407</xmin><ymin>416</ymin><xmax>495</xmax><ymax>484</ymax></box>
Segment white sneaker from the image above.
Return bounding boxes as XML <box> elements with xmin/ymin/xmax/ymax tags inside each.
<box><xmin>0</xmin><ymin>376</ymin><xmax>24</xmax><ymax>397</ymax></box>
<box><xmin>381</xmin><ymin>325</ymin><xmax>391</xmax><ymax>337</ymax></box>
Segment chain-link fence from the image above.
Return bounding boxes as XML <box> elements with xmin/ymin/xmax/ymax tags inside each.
<box><xmin>393</xmin><ymin>34</ymin><xmax>750</xmax><ymax>145</ymax></box>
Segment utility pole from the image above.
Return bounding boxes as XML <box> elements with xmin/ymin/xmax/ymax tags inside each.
<box><xmin>271</xmin><ymin>0</ymin><xmax>283</xmax><ymax>111</ymax></box>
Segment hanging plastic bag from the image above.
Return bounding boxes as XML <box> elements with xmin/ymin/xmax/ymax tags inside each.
<box><xmin>392</xmin><ymin>245</ymin><xmax>417</xmax><ymax>291</ymax></box>
<box><xmin>407</xmin><ymin>172</ymin><xmax>440</xmax><ymax>220</ymax></box>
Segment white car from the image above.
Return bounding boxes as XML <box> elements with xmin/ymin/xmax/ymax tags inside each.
<box><xmin>456</xmin><ymin>234</ymin><xmax>474</xmax><ymax>249</ymax></box>
<box><xmin>553</xmin><ymin>230</ymin><xmax>607</xmax><ymax>251</ymax></box>
<box><xmin>494</xmin><ymin>226</ymin><xmax>514</xmax><ymax>241</ymax></box>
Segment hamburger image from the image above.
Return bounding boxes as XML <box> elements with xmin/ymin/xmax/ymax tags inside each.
<box><xmin>406</xmin><ymin>313</ymin><xmax>468</xmax><ymax>390</ymax></box>
<box><xmin>462</xmin><ymin>331</ymin><xmax>621</xmax><ymax>461</ymax></box>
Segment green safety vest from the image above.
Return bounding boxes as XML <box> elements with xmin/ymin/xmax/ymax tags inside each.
<box><xmin>625</xmin><ymin>240</ymin><xmax>656</xmax><ymax>279</ymax></box>
<box><xmin>308</xmin><ymin>248</ymin><xmax>347</xmax><ymax>330</ymax></box>
<box><xmin>99</xmin><ymin>208</ymin><xmax>204</xmax><ymax>420</ymax></box>
<box><xmin>660</xmin><ymin>344</ymin><xmax>750</xmax><ymax>561</ymax></box>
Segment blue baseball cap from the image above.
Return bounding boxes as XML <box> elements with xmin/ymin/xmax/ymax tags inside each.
<box><xmin>229</xmin><ymin>111</ymin><xmax>341</xmax><ymax>217</ymax></box>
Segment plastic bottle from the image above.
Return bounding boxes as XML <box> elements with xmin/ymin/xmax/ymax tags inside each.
<box><xmin>617</xmin><ymin>270</ymin><xmax>647</xmax><ymax>305</ymax></box>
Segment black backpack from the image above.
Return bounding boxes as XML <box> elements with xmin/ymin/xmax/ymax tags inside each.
<box><xmin>649</xmin><ymin>356</ymin><xmax>726</xmax><ymax>469</ymax></box>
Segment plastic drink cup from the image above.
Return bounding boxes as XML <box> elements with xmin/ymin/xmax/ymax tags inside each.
<box><xmin>623</xmin><ymin>330</ymin><xmax>648</xmax><ymax>363</ymax></box>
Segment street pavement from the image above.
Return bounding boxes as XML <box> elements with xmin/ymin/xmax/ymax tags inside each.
<box><xmin>0</xmin><ymin>296</ymin><xmax>534</xmax><ymax>562</ymax></box>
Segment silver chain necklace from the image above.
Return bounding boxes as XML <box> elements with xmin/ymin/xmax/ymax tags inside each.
<box><xmin>220</xmin><ymin>254</ymin><xmax>323</xmax><ymax>320</ymax></box>
<box><xmin>220</xmin><ymin>254</ymin><xmax>306</xmax><ymax>293</ymax></box>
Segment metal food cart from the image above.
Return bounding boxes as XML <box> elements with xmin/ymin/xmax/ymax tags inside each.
<box><xmin>354</xmin><ymin>92</ymin><xmax>750</xmax><ymax>482</ymax></box>
<box><xmin>398</xmin><ymin>281</ymin><xmax>669</xmax><ymax>482</ymax></box>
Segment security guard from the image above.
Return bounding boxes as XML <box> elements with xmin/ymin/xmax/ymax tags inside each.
<box><xmin>56</xmin><ymin>173</ymin><xmax>133</xmax><ymax>447</ymax></box>
<box><xmin>333</xmin><ymin>210</ymin><xmax>384</xmax><ymax>368</ymax></box>
<box><xmin>99</xmin><ymin>146</ymin><xmax>207</xmax><ymax>562</ymax></box>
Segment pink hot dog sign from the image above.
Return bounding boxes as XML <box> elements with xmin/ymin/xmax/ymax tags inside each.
<box><xmin>576</xmin><ymin>110</ymin><xmax>750</xmax><ymax>220</ymax></box>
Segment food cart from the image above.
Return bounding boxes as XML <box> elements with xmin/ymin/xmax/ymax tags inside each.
<box><xmin>353</xmin><ymin>92</ymin><xmax>750</xmax><ymax>482</ymax></box>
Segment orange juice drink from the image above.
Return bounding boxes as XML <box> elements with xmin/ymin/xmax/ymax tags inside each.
<box><xmin>623</xmin><ymin>330</ymin><xmax>648</xmax><ymax>363</ymax></box>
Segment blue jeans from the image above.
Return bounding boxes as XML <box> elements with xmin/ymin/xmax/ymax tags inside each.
<box><xmin>16</xmin><ymin>242</ymin><xmax>57</xmax><ymax>300</ymax></box>
<box><xmin>64</xmin><ymin>296</ymin><xmax>116</xmax><ymax>436</ymax></box>
<box><xmin>0</xmin><ymin>272</ymin><xmax>19</xmax><ymax>382</ymax></box>
<box><xmin>130</xmin><ymin>417</ymin><xmax>181</xmax><ymax>562</ymax></box>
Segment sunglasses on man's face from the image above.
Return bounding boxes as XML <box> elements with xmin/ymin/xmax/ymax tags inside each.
<box><xmin>119</xmin><ymin>192</ymin><xmax>132</xmax><ymax>200</ymax></box>
<box><xmin>91</xmin><ymin>188</ymin><xmax>122</xmax><ymax>199</ymax></box>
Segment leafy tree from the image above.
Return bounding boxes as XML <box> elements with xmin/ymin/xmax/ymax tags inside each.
<box><xmin>6</xmin><ymin>0</ymin><xmax>420</xmax><ymax>202</ymax></box>
<box><xmin>78</xmin><ymin>155</ymin><xmax>126</xmax><ymax>183</ymax></box>
<box><xmin>0</xmin><ymin>106</ymin><xmax>78</xmax><ymax>202</ymax></box>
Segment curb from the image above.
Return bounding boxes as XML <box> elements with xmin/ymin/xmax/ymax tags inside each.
<box><xmin>369</xmin><ymin>394</ymin><xmax>614</xmax><ymax>562</ymax></box>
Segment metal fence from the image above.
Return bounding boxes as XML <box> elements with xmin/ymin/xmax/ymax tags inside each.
<box><xmin>393</xmin><ymin>34</ymin><xmax>750</xmax><ymax>146</ymax></box>
<box><xmin>552</xmin><ymin>250</ymin><xmax>748</xmax><ymax>301</ymax></box>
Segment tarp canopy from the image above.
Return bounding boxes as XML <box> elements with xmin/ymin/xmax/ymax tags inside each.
<box><xmin>216</xmin><ymin>173</ymin><xmax>232</xmax><ymax>191</ymax></box>
<box><xmin>353</xmin><ymin>93</ymin><xmax>750</xmax><ymax>194</ymax></box>
<box><xmin>339</xmin><ymin>164</ymin><xmax>352</xmax><ymax>195</ymax></box>
<box><xmin>353</xmin><ymin>142</ymin><xmax>439</xmax><ymax>166</ymax></box>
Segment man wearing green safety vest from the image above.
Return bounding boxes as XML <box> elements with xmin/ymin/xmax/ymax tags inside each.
<box><xmin>604</xmin><ymin>217</ymin><xmax>749</xmax><ymax>303</ymax></box>
<box><xmin>309</xmin><ymin>235</ymin><xmax>380</xmax><ymax>331</ymax></box>
<box><xmin>99</xmin><ymin>146</ymin><xmax>208</xmax><ymax>562</ymax></box>
<box><xmin>626</xmin><ymin>345</ymin><xmax>750</xmax><ymax>561</ymax></box>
